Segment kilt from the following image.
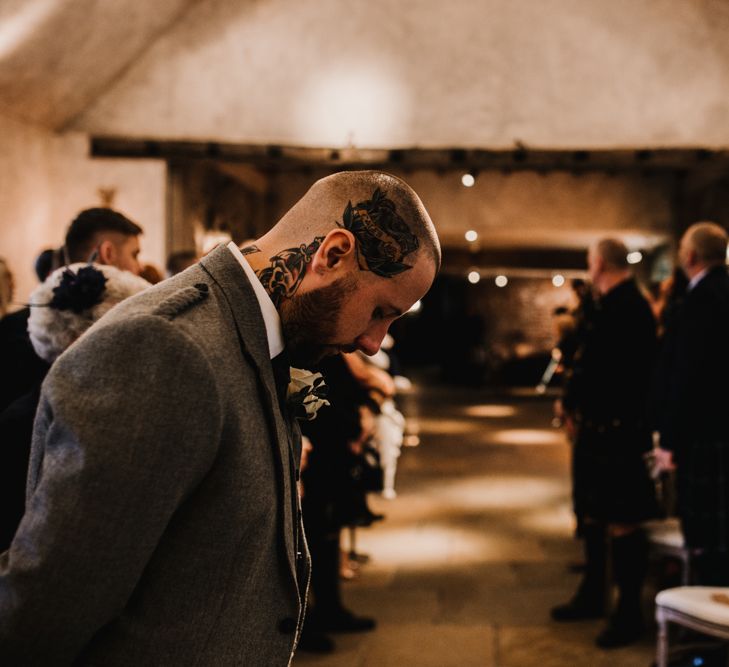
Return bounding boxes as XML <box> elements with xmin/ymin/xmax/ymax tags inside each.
<box><xmin>573</xmin><ymin>421</ymin><xmax>658</xmax><ymax>523</ymax></box>
<box><xmin>677</xmin><ymin>439</ymin><xmax>729</xmax><ymax>551</ymax></box>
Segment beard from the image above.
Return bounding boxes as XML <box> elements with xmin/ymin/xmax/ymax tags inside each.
<box><xmin>280</xmin><ymin>275</ymin><xmax>358</xmax><ymax>368</ymax></box>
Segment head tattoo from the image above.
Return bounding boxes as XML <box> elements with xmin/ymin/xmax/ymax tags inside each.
<box><xmin>339</xmin><ymin>188</ymin><xmax>419</xmax><ymax>278</ymax></box>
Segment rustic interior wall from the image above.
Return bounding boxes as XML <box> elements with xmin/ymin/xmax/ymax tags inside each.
<box><xmin>0</xmin><ymin>114</ymin><xmax>166</xmax><ymax>305</ymax></box>
<box><xmin>471</xmin><ymin>278</ymin><xmax>574</xmax><ymax>357</ymax></box>
<box><xmin>167</xmin><ymin>162</ymin><xmax>269</xmax><ymax>255</ymax></box>
<box><xmin>0</xmin><ymin>114</ymin><xmax>55</xmax><ymax>307</ymax></box>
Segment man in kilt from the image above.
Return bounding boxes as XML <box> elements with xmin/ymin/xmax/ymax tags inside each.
<box><xmin>552</xmin><ymin>238</ymin><xmax>658</xmax><ymax>649</ymax></box>
<box><xmin>656</xmin><ymin>222</ymin><xmax>729</xmax><ymax>585</ymax></box>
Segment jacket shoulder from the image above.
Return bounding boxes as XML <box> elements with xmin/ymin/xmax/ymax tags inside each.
<box><xmin>152</xmin><ymin>283</ymin><xmax>210</xmax><ymax>320</ymax></box>
<box><xmin>686</xmin><ymin>269</ymin><xmax>729</xmax><ymax>314</ymax></box>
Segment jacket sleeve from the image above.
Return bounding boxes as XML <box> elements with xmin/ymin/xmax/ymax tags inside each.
<box><xmin>0</xmin><ymin>314</ymin><xmax>222</xmax><ymax>664</ymax></box>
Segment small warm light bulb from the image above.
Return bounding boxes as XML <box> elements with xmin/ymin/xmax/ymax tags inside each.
<box><xmin>465</xmin><ymin>230</ymin><xmax>478</xmax><ymax>242</ymax></box>
<box><xmin>552</xmin><ymin>274</ymin><xmax>565</xmax><ymax>287</ymax></box>
<box><xmin>627</xmin><ymin>251</ymin><xmax>643</xmax><ymax>265</ymax></box>
<box><xmin>461</xmin><ymin>173</ymin><xmax>476</xmax><ymax>187</ymax></box>
<box><xmin>468</xmin><ymin>271</ymin><xmax>481</xmax><ymax>284</ymax></box>
<box><xmin>495</xmin><ymin>275</ymin><xmax>508</xmax><ymax>288</ymax></box>
<box><xmin>408</xmin><ymin>300</ymin><xmax>422</xmax><ymax>313</ymax></box>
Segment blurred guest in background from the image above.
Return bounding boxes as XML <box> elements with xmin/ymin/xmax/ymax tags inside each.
<box><xmin>139</xmin><ymin>263</ymin><xmax>164</xmax><ymax>284</ymax></box>
<box><xmin>166</xmin><ymin>249</ymin><xmax>199</xmax><ymax>277</ymax></box>
<box><xmin>64</xmin><ymin>207</ymin><xmax>143</xmax><ymax>275</ymax></box>
<box><xmin>1</xmin><ymin>210</ymin><xmax>145</xmax><ymax>414</ymax></box>
<box><xmin>654</xmin><ymin>222</ymin><xmax>729</xmax><ymax>585</ymax></box>
<box><xmin>551</xmin><ymin>306</ymin><xmax>576</xmax><ymax>368</ymax></box>
<box><xmin>348</xmin><ymin>340</ymin><xmax>406</xmax><ymax>498</ymax></box>
<box><xmin>0</xmin><ymin>263</ymin><xmax>150</xmax><ymax>551</ymax></box>
<box><xmin>552</xmin><ymin>238</ymin><xmax>657</xmax><ymax>649</ymax></box>
<box><xmin>34</xmin><ymin>248</ymin><xmax>60</xmax><ymax>284</ymax></box>
<box><xmin>561</xmin><ymin>279</ymin><xmax>595</xmax><ymax>366</ymax></box>
<box><xmin>552</xmin><ymin>280</ymin><xmax>596</xmax><ymax>537</ymax></box>
<box><xmin>649</xmin><ymin>267</ymin><xmax>689</xmax><ymax>340</ymax></box>
<box><xmin>0</xmin><ymin>257</ymin><xmax>49</xmax><ymax>413</ymax></box>
<box><xmin>0</xmin><ymin>258</ymin><xmax>14</xmax><ymax>319</ymax></box>
<box><xmin>299</xmin><ymin>353</ymin><xmax>379</xmax><ymax>652</ymax></box>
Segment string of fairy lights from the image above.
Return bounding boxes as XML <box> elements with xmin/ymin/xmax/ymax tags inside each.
<box><xmin>459</xmin><ymin>171</ymin><xmax>644</xmax><ymax>287</ymax></box>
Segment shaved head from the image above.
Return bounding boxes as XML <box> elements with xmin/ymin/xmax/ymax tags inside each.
<box><xmin>246</xmin><ymin>171</ymin><xmax>439</xmax><ymax>364</ymax></box>
<box><xmin>266</xmin><ymin>171</ymin><xmax>441</xmax><ymax>273</ymax></box>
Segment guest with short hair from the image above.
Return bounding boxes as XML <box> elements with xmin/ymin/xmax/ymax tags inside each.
<box><xmin>64</xmin><ymin>207</ymin><xmax>143</xmax><ymax>274</ymax></box>
<box><xmin>552</xmin><ymin>238</ymin><xmax>658</xmax><ymax>649</ymax></box>
<box><xmin>655</xmin><ymin>222</ymin><xmax>729</xmax><ymax>585</ymax></box>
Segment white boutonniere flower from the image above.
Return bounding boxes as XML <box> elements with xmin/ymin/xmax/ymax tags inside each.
<box><xmin>287</xmin><ymin>367</ymin><xmax>330</xmax><ymax>420</ymax></box>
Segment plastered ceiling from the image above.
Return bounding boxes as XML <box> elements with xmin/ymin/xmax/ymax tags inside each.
<box><xmin>3</xmin><ymin>0</ymin><xmax>729</xmax><ymax>149</ymax></box>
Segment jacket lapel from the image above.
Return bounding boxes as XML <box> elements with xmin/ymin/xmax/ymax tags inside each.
<box><xmin>199</xmin><ymin>245</ymin><xmax>298</xmax><ymax>582</ymax></box>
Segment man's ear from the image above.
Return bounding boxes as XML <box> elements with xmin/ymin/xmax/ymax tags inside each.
<box><xmin>310</xmin><ymin>229</ymin><xmax>357</xmax><ymax>274</ymax></box>
<box><xmin>97</xmin><ymin>240</ymin><xmax>116</xmax><ymax>265</ymax></box>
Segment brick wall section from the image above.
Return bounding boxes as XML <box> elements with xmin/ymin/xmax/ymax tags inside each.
<box><xmin>470</xmin><ymin>278</ymin><xmax>574</xmax><ymax>356</ymax></box>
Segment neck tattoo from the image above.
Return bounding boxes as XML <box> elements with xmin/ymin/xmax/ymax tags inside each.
<box><xmin>255</xmin><ymin>237</ymin><xmax>324</xmax><ymax>307</ymax></box>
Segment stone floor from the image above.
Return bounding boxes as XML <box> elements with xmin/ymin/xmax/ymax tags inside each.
<box><xmin>294</xmin><ymin>385</ymin><xmax>657</xmax><ymax>667</ymax></box>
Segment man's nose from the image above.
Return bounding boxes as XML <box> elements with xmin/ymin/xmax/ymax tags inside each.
<box><xmin>355</xmin><ymin>323</ymin><xmax>389</xmax><ymax>356</ymax></box>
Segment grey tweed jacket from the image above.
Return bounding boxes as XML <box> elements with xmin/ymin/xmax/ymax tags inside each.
<box><xmin>0</xmin><ymin>245</ymin><xmax>310</xmax><ymax>665</ymax></box>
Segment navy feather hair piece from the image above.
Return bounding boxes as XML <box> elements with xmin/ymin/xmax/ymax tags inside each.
<box><xmin>49</xmin><ymin>266</ymin><xmax>107</xmax><ymax>313</ymax></box>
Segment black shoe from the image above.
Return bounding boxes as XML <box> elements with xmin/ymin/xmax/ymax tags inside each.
<box><xmin>552</xmin><ymin>523</ymin><xmax>607</xmax><ymax>623</ymax></box>
<box><xmin>297</xmin><ymin>628</ymin><xmax>335</xmax><ymax>653</ymax></box>
<box><xmin>313</xmin><ymin>608</ymin><xmax>376</xmax><ymax>633</ymax></box>
<box><xmin>550</xmin><ymin>597</ymin><xmax>605</xmax><ymax>621</ymax></box>
<box><xmin>594</xmin><ymin>616</ymin><xmax>643</xmax><ymax>649</ymax></box>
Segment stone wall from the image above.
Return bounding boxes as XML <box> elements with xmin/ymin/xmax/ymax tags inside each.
<box><xmin>470</xmin><ymin>278</ymin><xmax>574</xmax><ymax>357</ymax></box>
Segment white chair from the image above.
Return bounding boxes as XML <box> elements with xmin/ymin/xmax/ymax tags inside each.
<box><xmin>655</xmin><ymin>587</ymin><xmax>729</xmax><ymax>667</ymax></box>
<box><xmin>643</xmin><ymin>518</ymin><xmax>693</xmax><ymax>585</ymax></box>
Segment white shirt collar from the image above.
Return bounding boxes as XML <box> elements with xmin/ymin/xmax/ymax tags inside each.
<box><xmin>688</xmin><ymin>267</ymin><xmax>709</xmax><ymax>292</ymax></box>
<box><xmin>227</xmin><ymin>242</ymin><xmax>284</xmax><ymax>359</ymax></box>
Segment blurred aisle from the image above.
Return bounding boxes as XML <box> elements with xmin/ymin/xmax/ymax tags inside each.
<box><xmin>295</xmin><ymin>386</ymin><xmax>656</xmax><ymax>667</ymax></box>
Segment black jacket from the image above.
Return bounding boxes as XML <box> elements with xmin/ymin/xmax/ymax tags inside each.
<box><xmin>0</xmin><ymin>308</ymin><xmax>49</xmax><ymax>412</ymax></box>
<box><xmin>564</xmin><ymin>279</ymin><xmax>657</xmax><ymax>424</ymax></box>
<box><xmin>658</xmin><ymin>265</ymin><xmax>729</xmax><ymax>454</ymax></box>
